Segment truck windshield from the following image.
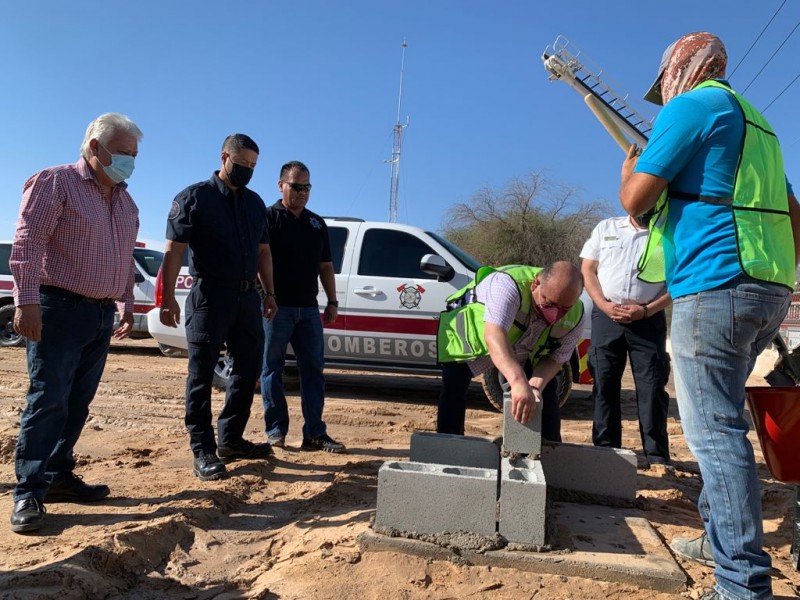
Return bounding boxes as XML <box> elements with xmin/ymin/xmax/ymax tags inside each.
<box><xmin>133</xmin><ymin>248</ymin><xmax>165</xmax><ymax>277</ymax></box>
<box><xmin>426</xmin><ymin>232</ymin><xmax>482</xmax><ymax>272</ymax></box>
<box><xmin>0</xmin><ymin>243</ymin><xmax>10</xmax><ymax>275</ymax></box>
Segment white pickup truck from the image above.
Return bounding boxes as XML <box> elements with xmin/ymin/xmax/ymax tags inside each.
<box><xmin>146</xmin><ymin>218</ymin><xmax>592</xmax><ymax>410</ymax></box>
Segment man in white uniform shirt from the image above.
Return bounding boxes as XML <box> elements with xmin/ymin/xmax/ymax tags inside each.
<box><xmin>580</xmin><ymin>213</ymin><xmax>672</xmax><ymax>466</ymax></box>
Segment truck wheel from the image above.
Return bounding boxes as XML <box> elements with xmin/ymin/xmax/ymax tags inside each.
<box><xmin>158</xmin><ymin>343</ymin><xmax>188</xmax><ymax>358</ymax></box>
<box><xmin>481</xmin><ymin>362</ymin><xmax>573</xmax><ymax>413</ymax></box>
<box><xmin>0</xmin><ymin>304</ymin><xmax>25</xmax><ymax>347</ymax></box>
<box><xmin>480</xmin><ymin>368</ymin><xmax>507</xmax><ymax>412</ymax></box>
<box><xmin>213</xmin><ymin>353</ymin><xmax>233</xmax><ymax>391</ymax></box>
<box><xmin>556</xmin><ymin>361</ymin><xmax>573</xmax><ymax>407</ymax></box>
<box><xmin>212</xmin><ymin>353</ymin><xmax>264</xmax><ymax>393</ymax></box>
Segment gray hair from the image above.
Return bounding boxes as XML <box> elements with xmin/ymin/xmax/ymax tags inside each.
<box><xmin>80</xmin><ymin>113</ymin><xmax>143</xmax><ymax>160</ymax></box>
<box><xmin>540</xmin><ymin>261</ymin><xmax>584</xmax><ymax>288</ymax></box>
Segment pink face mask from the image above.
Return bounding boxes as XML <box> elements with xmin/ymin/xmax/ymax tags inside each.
<box><xmin>536</xmin><ymin>303</ymin><xmax>569</xmax><ymax>325</ymax></box>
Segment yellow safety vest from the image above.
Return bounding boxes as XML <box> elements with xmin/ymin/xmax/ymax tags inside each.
<box><xmin>437</xmin><ymin>265</ymin><xmax>584</xmax><ymax>363</ymax></box>
<box><xmin>637</xmin><ymin>80</ymin><xmax>795</xmax><ymax>289</ymax></box>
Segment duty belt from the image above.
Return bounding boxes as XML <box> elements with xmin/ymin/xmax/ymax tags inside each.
<box><xmin>196</xmin><ymin>277</ymin><xmax>258</xmax><ymax>292</ymax></box>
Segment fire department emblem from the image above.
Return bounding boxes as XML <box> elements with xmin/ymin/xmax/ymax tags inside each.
<box><xmin>397</xmin><ymin>283</ymin><xmax>425</xmax><ymax>309</ymax></box>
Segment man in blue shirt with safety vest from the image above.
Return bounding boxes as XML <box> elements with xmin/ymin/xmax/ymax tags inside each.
<box><xmin>436</xmin><ymin>261</ymin><xmax>585</xmax><ymax>441</ymax></box>
<box><xmin>620</xmin><ymin>32</ymin><xmax>800</xmax><ymax>600</ymax></box>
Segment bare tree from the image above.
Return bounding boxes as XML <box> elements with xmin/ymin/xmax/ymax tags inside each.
<box><xmin>442</xmin><ymin>171</ymin><xmax>609</xmax><ymax>267</ymax></box>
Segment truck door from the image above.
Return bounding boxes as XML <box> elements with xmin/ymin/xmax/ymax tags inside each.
<box><xmin>316</xmin><ymin>221</ymin><xmax>356</xmax><ymax>362</ymax></box>
<box><xmin>336</xmin><ymin>226</ymin><xmax>450</xmax><ymax>369</ymax></box>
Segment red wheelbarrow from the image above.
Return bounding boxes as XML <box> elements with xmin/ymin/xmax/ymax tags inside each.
<box><xmin>747</xmin><ymin>334</ymin><xmax>800</xmax><ymax>571</ymax></box>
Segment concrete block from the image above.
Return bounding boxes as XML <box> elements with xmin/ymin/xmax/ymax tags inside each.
<box><xmin>375</xmin><ymin>461</ymin><xmax>498</xmax><ymax>535</ymax></box>
<box><xmin>499</xmin><ymin>456</ymin><xmax>547</xmax><ymax>545</ymax></box>
<box><xmin>409</xmin><ymin>431</ymin><xmax>500</xmax><ymax>470</ymax></box>
<box><xmin>541</xmin><ymin>443</ymin><xmax>637</xmax><ymax>500</ymax></box>
<box><xmin>502</xmin><ymin>394</ymin><xmax>542</xmax><ymax>456</ymax></box>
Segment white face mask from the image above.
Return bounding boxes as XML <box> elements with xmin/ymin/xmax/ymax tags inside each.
<box><xmin>99</xmin><ymin>142</ymin><xmax>135</xmax><ymax>183</ymax></box>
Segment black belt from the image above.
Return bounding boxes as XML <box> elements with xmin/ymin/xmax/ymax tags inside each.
<box><xmin>40</xmin><ymin>285</ymin><xmax>116</xmax><ymax>306</ymax></box>
<box><xmin>196</xmin><ymin>277</ymin><xmax>258</xmax><ymax>292</ymax></box>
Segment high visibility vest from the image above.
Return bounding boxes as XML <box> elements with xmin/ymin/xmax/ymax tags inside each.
<box><xmin>638</xmin><ymin>80</ymin><xmax>795</xmax><ymax>289</ymax></box>
<box><xmin>436</xmin><ymin>265</ymin><xmax>584</xmax><ymax>364</ymax></box>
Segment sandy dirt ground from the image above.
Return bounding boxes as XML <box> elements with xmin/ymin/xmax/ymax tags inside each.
<box><xmin>0</xmin><ymin>338</ymin><xmax>798</xmax><ymax>600</ymax></box>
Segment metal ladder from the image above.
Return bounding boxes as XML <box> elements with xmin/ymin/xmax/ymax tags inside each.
<box><xmin>542</xmin><ymin>35</ymin><xmax>653</xmax><ymax>146</ymax></box>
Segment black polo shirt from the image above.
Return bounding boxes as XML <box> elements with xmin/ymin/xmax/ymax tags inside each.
<box><xmin>266</xmin><ymin>200</ymin><xmax>332</xmax><ymax>307</ymax></box>
<box><xmin>167</xmin><ymin>172</ymin><xmax>268</xmax><ymax>282</ymax></box>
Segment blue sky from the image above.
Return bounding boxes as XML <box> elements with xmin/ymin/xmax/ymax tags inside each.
<box><xmin>1</xmin><ymin>1</ymin><xmax>798</xmax><ymax>248</ymax></box>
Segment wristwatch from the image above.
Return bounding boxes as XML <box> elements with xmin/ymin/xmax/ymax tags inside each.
<box><xmin>327</xmin><ymin>300</ymin><xmax>339</xmax><ymax>307</ymax></box>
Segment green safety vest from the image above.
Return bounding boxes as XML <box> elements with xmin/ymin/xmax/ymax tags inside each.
<box><xmin>436</xmin><ymin>265</ymin><xmax>584</xmax><ymax>364</ymax></box>
<box><xmin>638</xmin><ymin>80</ymin><xmax>795</xmax><ymax>289</ymax></box>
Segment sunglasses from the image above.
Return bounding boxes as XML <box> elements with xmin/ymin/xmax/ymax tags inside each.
<box><xmin>284</xmin><ymin>182</ymin><xmax>312</xmax><ymax>192</ymax></box>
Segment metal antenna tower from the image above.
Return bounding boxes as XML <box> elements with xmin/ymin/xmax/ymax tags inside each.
<box><xmin>387</xmin><ymin>41</ymin><xmax>409</xmax><ymax>223</ymax></box>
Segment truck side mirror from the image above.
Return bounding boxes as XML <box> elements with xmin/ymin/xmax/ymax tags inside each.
<box><xmin>420</xmin><ymin>254</ymin><xmax>455</xmax><ymax>282</ymax></box>
<box><xmin>134</xmin><ymin>271</ymin><xmax>145</xmax><ymax>284</ymax></box>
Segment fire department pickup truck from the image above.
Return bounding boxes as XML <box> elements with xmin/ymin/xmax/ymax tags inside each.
<box><xmin>146</xmin><ymin>218</ymin><xmax>592</xmax><ymax>410</ymax></box>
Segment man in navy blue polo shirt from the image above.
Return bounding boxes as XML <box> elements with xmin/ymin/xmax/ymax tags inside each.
<box><xmin>260</xmin><ymin>160</ymin><xmax>344</xmax><ymax>453</ymax></box>
<box><xmin>159</xmin><ymin>134</ymin><xmax>278</xmax><ymax>481</ymax></box>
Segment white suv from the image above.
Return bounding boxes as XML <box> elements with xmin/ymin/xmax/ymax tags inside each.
<box><xmin>0</xmin><ymin>241</ymin><xmax>163</xmax><ymax>346</ymax></box>
<box><xmin>146</xmin><ymin>218</ymin><xmax>592</xmax><ymax>410</ymax></box>
<box><xmin>127</xmin><ymin>244</ymin><xmax>165</xmax><ymax>338</ymax></box>
<box><xmin>0</xmin><ymin>241</ymin><xmax>22</xmax><ymax>347</ymax></box>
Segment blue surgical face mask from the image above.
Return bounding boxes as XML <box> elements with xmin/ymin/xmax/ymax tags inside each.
<box><xmin>99</xmin><ymin>142</ymin><xmax>135</xmax><ymax>183</ymax></box>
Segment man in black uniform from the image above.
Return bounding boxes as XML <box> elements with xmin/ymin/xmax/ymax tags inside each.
<box><xmin>260</xmin><ymin>161</ymin><xmax>344</xmax><ymax>453</ymax></box>
<box><xmin>160</xmin><ymin>134</ymin><xmax>278</xmax><ymax>480</ymax></box>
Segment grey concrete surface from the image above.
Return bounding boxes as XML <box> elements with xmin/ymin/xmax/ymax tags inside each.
<box><xmin>541</xmin><ymin>442</ymin><xmax>637</xmax><ymax>500</ymax></box>
<box><xmin>502</xmin><ymin>394</ymin><xmax>542</xmax><ymax>456</ymax></box>
<box><xmin>409</xmin><ymin>431</ymin><xmax>500</xmax><ymax>470</ymax></box>
<box><xmin>499</xmin><ymin>456</ymin><xmax>547</xmax><ymax>545</ymax></box>
<box><xmin>360</xmin><ymin>501</ymin><xmax>686</xmax><ymax>593</ymax></box>
<box><xmin>375</xmin><ymin>461</ymin><xmax>498</xmax><ymax>535</ymax></box>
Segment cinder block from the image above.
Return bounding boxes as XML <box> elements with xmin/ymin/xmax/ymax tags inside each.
<box><xmin>375</xmin><ymin>461</ymin><xmax>498</xmax><ymax>535</ymax></box>
<box><xmin>540</xmin><ymin>443</ymin><xmax>637</xmax><ymax>500</ymax></box>
<box><xmin>499</xmin><ymin>456</ymin><xmax>547</xmax><ymax>545</ymax></box>
<box><xmin>503</xmin><ymin>394</ymin><xmax>542</xmax><ymax>456</ymax></box>
<box><xmin>409</xmin><ymin>431</ymin><xmax>500</xmax><ymax>470</ymax></box>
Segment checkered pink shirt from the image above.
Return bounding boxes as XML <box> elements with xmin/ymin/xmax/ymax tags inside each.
<box><xmin>10</xmin><ymin>159</ymin><xmax>139</xmax><ymax>313</ymax></box>
<box><xmin>468</xmin><ymin>272</ymin><xmax>585</xmax><ymax>376</ymax></box>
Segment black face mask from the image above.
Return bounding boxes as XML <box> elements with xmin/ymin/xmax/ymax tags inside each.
<box><xmin>226</xmin><ymin>159</ymin><xmax>254</xmax><ymax>188</ymax></box>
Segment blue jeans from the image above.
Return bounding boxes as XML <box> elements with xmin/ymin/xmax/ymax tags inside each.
<box><xmin>261</xmin><ymin>306</ymin><xmax>327</xmax><ymax>440</ymax></box>
<box><xmin>671</xmin><ymin>277</ymin><xmax>790</xmax><ymax>600</ymax></box>
<box><xmin>14</xmin><ymin>287</ymin><xmax>115</xmax><ymax>501</ymax></box>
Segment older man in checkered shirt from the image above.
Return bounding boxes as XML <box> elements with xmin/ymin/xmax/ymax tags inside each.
<box><xmin>8</xmin><ymin>113</ymin><xmax>143</xmax><ymax>534</ymax></box>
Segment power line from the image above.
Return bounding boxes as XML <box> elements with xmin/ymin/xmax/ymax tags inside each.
<box><xmin>729</xmin><ymin>0</ymin><xmax>787</xmax><ymax>79</ymax></box>
<box><xmin>741</xmin><ymin>20</ymin><xmax>800</xmax><ymax>94</ymax></box>
<box><xmin>781</xmin><ymin>134</ymin><xmax>800</xmax><ymax>150</ymax></box>
<box><xmin>762</xmin><ymin>71</ymin><xmax>800</xmax><ymax>113</ymax></box>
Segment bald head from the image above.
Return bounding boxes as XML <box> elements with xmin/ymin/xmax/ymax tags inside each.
<box><xmin>537</xmin><ymin>261</ymin><xmax>583</xmax><ymax>308</ymax></box>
